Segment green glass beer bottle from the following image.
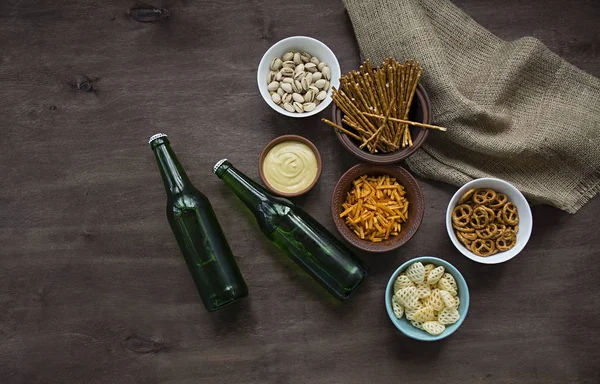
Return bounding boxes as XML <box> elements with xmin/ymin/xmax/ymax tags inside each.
<box><xmin>213</xmin><ymin>159</ymin><xmax>367</xmax><ymax>300</ymax></box>
<box><xmin>149</xmin><ymin>134</ymin><xmax>248</xmax><ymax>312</ymax></box>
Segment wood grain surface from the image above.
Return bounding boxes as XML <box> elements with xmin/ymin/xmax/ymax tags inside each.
<box><xmin>1</xmin><ymin>1</ymin><xmax>598</xmax><ymax>383</ymax></box>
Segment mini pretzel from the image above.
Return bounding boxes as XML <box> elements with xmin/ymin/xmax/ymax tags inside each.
<box><xmin>491</xmin><ymin>224</ymin><xmax>506</xmax><ymax>239</ymax></box>
<box><xmin>476</xmin><ymin>223</ymin><xmax>498</xmax><ymax>239</ymax></box>
<box><xmin>452</xmin><ymin>204</ymin><xmax>472</xmax><ymax>227</ymax></box>
<box><xmin>502</xmin><ymin>202</ymin><xmax>519</xmax><ymax>225</ymax></box>
<box><xmin>453</xmin><ymin>224</ymin><xmax>475</xmax><ymax>233</ymax></box>
<box><xmin>496</xmin><ymin>230</ymin><xmax>516</xmax><ymax>251</ymax></box>
<box><xmin>462</xmin><ymin>231</ymin><xmax>478</xmax><ymax>241</ymax></box>
<box><xmin>456</xmin><ymin>231</ymin><xmax>473</xmax><ymax>247</ymax></box>
<box><xmin>469</xmin><ymin>206</ymin><xmax>489</xmax><ymax>229</ymax></box>
<box><xmin>473</xmin><ymin>189</ymin><xmax>496</xmax><ymax>205</ymax></box>
<box><xmin>495</xmin><ymin>210</ymin><xmax>505</xmax><ymax>224</ymax></box>
<box><xmin>458</xmin><ymin>188</ymin><xmax>476</xmax><ymax>205</ymax></box>
<box><xmin>488</xmin><ymin>193</ymin><xmax>508</xmax><ymax>209</ymax></box>
<box><xmin>471</xmin><ymin>239</ymin><xmax>496</xmax><ymax>257</ymax></box>
<box><xmin>514</xmin><ymin>225</ymin><xmax>519</xmax><ymax>233</ymax></box>
<box><xmin>482</xmin><ymin>206</ymin><xmax>496</xmax><ymax>220</ymax></box>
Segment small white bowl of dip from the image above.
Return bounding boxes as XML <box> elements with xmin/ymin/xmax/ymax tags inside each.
<box><xmin>258</xmin><ymin>135</ymin><xmax>322</xmax><ymax>197</ymax></box>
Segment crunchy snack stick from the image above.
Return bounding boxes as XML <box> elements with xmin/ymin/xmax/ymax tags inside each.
<box><xmin>340</xmin><ymin>174</ymin><xmax>409</xmax><ymax>243</ymax></box>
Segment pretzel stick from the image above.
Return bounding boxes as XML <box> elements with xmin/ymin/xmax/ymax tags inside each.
<box><xmin>343</xmin><ymin>116</ymin><xmax>399</xmax><ymax>151</ymax></box>
<box><xmin>360</xmin><ymin>98</ymin><xmax>395</xmax><ymax>150</ymax></box>
<box><xmin>321</xmin><ymin>119</ymin><xmax>363</xmax><ymax>140</ymax></box>
<box><xmin>362</xmin><ymin>113</ymin><xmax>447</xmax><ymax>131</ymax></box>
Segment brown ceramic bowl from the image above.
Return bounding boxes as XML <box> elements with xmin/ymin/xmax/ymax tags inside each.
<box><xmin>259</xmin><ymin>134</ymin><xmax>323</xmax><ymax>197</ymax></box>
<box><xmin>331</xmin><ymin>163</ymin><xmax>424</xmax><ymax>252</ymax></box>
<box><xmin>332</xmin><ymin>83</ymin><xmax>431</xmax><ymax>164</ymax></box>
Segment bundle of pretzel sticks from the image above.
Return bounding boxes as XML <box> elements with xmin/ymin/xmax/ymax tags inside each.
<box><xmin>323</xmin><ymin>58</ymin><xmax>446</xmax><ymax>153</ymax></box>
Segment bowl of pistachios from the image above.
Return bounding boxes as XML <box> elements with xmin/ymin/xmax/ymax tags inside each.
<box><xmin>257</xmin><ymin>36</ymin><xmax>341</xmax><ymax>118</ymax></box>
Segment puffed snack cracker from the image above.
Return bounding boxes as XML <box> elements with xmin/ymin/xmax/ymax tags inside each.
<box><xmin>394</xmin><ymin>274</ymin><xmax>413</xmax><ymax>293</ymax></box>
<box><xmin>423</xmin><ymin>321</ymin><xmax>446</xmax><ymax>336</ymax></box>
<box><xmin>426</xmin><ymin>266</ymin><xmax>445</xmax><ymax>285</ymax></box>
<box><xmin>405</xmin><ymin>262</ymin><xmax>425</xmax><ymax>283</ymax></box>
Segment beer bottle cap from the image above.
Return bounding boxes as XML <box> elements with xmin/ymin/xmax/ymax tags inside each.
<box><xmin>213</xmin><ymin>158</ymin><xmax>228</xmax><ymax>174</ymax></box>
<box><xmin>148</xmin><ymin>133</ymin><xmax>168</xmax><ymax>144</ymax></box>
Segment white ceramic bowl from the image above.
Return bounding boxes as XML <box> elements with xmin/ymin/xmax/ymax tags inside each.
<box><xmin>257</xmin><ymin>36</ymin><xmax>341</xmax><ymax>118</ymax></box>
<box><xmin>446</xmin><ymin>178</ymin><xmax>533</xmax><ymax>264</ymax></box>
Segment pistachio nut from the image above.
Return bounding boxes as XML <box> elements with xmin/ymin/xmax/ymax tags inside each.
<box><xmin>322</xmin><ymin>66</ymin><xmax>331</xmax><ymax>80</ymax></box>
<box><xmin>275</xmin><ymin>71</ymin><xmax>283</xmax><ymax>81</ymax></box>
<box><xmin>282</xmin><ymin>77</ymin><xmax>294</xmax><ymax>84</ymax></box>
<box><xmin>282</xmin><ymin>51</ymin><xmax>294</xmax><ymax>62</ymax></box>
<box><xmin>303</xmin><ymin>102</ymin><xmax>316</xmax><ymax>112</ymax></box>
<box><xmin>301</xmin><ymin>77</ymin><xmax>310</xmax><ymax>92</ymax></box>
<box><xmin>283</xmin><ymin>102</ymin><xmax>295</xmax><ymax>113</ymax></box>
<box><xmin>282</xmin><ymin>93</ymin><xmax>292</xmax><ymax>104</ymax></box>
<box><xmin>280</xmin><ymin>83</ymin><xmax>293</xmax><ymax>93</ymax></box>
<box><xmin>303</xmin><ymin>90</ymin><xmax>314</xmax><ymax>103</ymax></box>
<box><xmin>270</xmin><ymin>58</ymin><xmax>282</xmax><ymax>71</ymax></box>
<box><xmin>294</xmin><ymin>64</ymin><xmax>305</xmax><ymax>74</ymax></box>
<box><xmin>280</xmin><ymin>67</ymin><xmax>294</xmax><ymax>77</ymax></box>
<box><xmin>310</xmin><ymin>57</ymin><xmax>320</xmax><ymax>65</ymax></box>
<box><xmin>300</xmin><ymin>52</ymin><xmax>311</xmax><ymax>63</ymax></box>
<box><xmin>267</xmin><ymin>81</ymin><xmax>280</xmax><ymax>91</ymax></box>
<box><xmin>304</xmin><ymin>72</ymin><xmax>313</xmax><ymax>85</ymax></box>
<box><xmin>293</xmin><ymin>70</ymin><xmax>305</xmax><ymax>80</ymax></box>
<box><xmin>271</xmin><ymin>93</ymin><xmax>282</xmax><ymax>104</ymax></box>
<box><xmin>292</xmin><ymin>92</ymin><xmax>304</xmax><ymax>103</ymax></box>
<box><xmin>317</xmin><ymin>62</ymin><xmax>326</xmax><ymax>71</ymax></box>
<box><xmin>293</xmin><ymin>52</ymin><xmax>302</xmax><ymax>65</ymax></box>
<box><xmin>282</xmin><ymin>60</ymin><xmax>295</xmax><ymax>69</ymax></box>
<box><xmin>277</xmin><ymin>88</ymin><xmax>285</xmax><ymax>97</ymax></box>
<box><xmin>324</xmin><ymin>80</ymin><xmax>330</xmax><ymax>91</ymax></box>
<box><xmin>314</xmin><ymin>79</ymin><xmax>327</xmax><ymax>89</ymax></box>
<box><xmin>311</xmin><ymin>72</ymin><xmax>322</xmax><ymax>81</ymax></box>
<box><xmin>304</xmin><ymin>63</ymin><xmax>317</xmax><ymax>73</ymax></box>
<box><xmin>268</xmin><ymin>70</ymin><xmax>277</xmax><ymax>83</ymax></box>
<box><xmin>293</xmin><ymin>101</ymin><xmax>304</xmax><ymax>113</ymax></box>
<box><xmin>316</xmin><ymin>90</ymin><xmax>327</xmax><ymax>101</ymax></box>
<box><xmin>309</xmin><ymin>85</ymin><xmax>319</xmax><ymax>94</ymax></box>
<box><xmin>293</xmin><ymin>80</ymin><xmax>303</xmax><ymax>93</ymax></box>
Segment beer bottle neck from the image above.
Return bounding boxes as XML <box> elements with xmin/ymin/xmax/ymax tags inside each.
<box><xmin>151</xmin><ymin>137</ymin><xmax>191</xmax><ymax>195</ymax></box>
<box><xmin>214</xmin><ymin>160</ymin><xmax>268</xmax><ymax>209</ymax></box>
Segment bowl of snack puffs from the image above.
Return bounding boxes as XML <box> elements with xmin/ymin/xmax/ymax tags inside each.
<box><xmin>331</xmin><ymin>163</ymin><xmax>424</xmax><ymax>252</ymax></box>
<box><xmin>446</xmin><ymin>178</ymin><xmax>533</xmax><ymax>264</ymax></box>
<box><xmin>386</xmin><ymin>256</ymin><xmax>469</xmax><ymax>341</ymax></box>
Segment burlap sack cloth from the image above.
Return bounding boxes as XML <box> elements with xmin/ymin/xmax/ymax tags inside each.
<box><xmin>343</xmin><ymin>0</ymin><xmax>600</xmax><ymax>213</ymax></box>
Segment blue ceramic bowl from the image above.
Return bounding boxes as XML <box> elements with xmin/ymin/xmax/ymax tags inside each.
<box><xmin>385</xmin><ymin>256</ymin><xmax>470</xmax><ymax>341</ymax></box>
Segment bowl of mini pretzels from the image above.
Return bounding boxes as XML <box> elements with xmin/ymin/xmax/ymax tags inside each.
<box><xmin>446</xmin><ymin>178</ymin><xmax>533</xmax><ymax>264</ymax></box>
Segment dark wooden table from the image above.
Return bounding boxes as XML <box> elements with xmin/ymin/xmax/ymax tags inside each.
<box><xmin>1</xmin><ymin>1</ymin><xmax>598</xmax><ymax>383</ymax></box>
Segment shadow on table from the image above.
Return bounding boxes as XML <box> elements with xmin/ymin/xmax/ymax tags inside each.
<box><xmin>389</xmin><ymin>334</ymin><xmax>448</xmax><ymax>360</ymax></box>
<box><xmin>358</xmin><ymin>248</ymin><xmax>406</xmax><ymax>277</ymax></box>
<box><xmin>459</xmin><ymin>262</ymin><xmax>507</xmax><ymax>290</ymax></box>
<box><xmin>205</xmin><ymin>296</ymin><xmax>257</xmax><ymax>337</ymax></box>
